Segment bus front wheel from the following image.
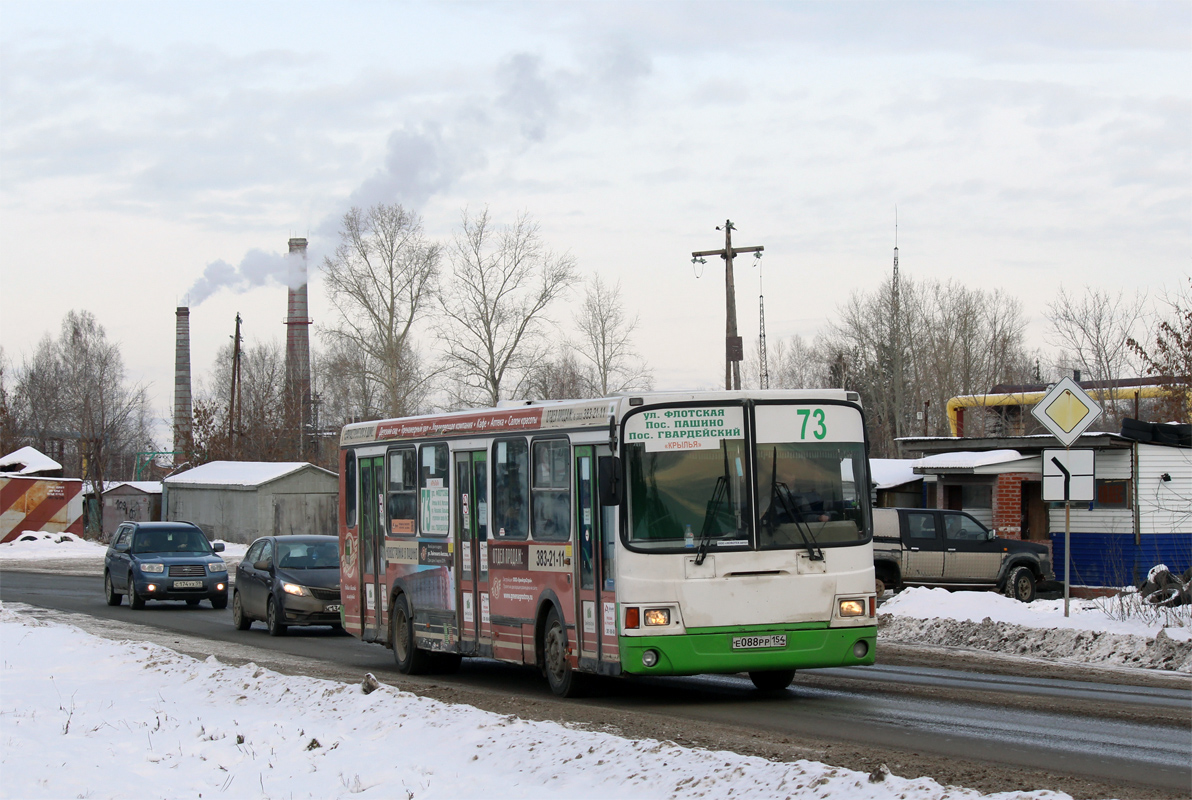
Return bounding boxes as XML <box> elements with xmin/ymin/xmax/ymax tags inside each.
<box><xmin>542</xmin><ymin>607</ymin><xmax>585</xmax><ymax>697</ymax></box>
<box><xmin>391</xmin><ymin>594</ymin><xmax>431</xmax><ymax>675</ymax></box>
<box><xmin>749</xmin><ymin>669</ymin><xmax>795</xmax><ymax>692</ymax></box>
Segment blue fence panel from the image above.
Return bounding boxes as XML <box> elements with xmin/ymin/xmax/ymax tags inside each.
<box><xmin>1050</xmin><ymin>532</ymin><xmax>1192</xmax><ymax>587</ymax></box>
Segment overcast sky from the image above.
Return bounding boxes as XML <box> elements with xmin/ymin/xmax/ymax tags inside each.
<box><xmin>2</xmin><ymin>1</ymin><xmax>1188</xmax><ymax>445</ymax></box>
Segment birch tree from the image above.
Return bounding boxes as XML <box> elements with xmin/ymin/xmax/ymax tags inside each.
<box><xmin>573</xmin><ymin>276</ymin><xmax>652</xmax><ymax>395</ymax></box>
<box><xmin>438</xmin><ymin>208</ymin><xmax>578</xmax><ymax>407</ymax></box>
<box><xmin>321</xmin><ymin>203</ymin><xmax>440</xmax><ymax>419</ymax></box>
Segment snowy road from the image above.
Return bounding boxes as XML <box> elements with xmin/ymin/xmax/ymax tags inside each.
<box><xmin>3</xmin><ymin>569</ymin><xmax>1189</xmax><ymax>798</ymax></box>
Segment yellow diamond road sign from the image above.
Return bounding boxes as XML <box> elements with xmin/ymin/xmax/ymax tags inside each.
<box><xmin>1032</xmin><ymin>377</ymin><xmax>1103</xmax><ymax>447</ymax></box>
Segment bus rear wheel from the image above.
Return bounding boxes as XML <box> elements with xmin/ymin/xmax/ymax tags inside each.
<box><xmin>391</xmin><ymin>594</ymin><xmax>431</xmax><ymax>675</ymax></box>
<box><xmin>542</xmin><ymin>607</ymin><xmax>585</xmax><ymax>697</ymax></box>
<box><xmin>749</xmin><ymin>669</ymin><xmax>795</xmax><ymax>692</ymax></box>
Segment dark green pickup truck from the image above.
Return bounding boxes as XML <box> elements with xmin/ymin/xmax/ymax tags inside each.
<box><xmin>872</xmin><ymin>508</ymin><xmax>1053</xmax><ymax>602</ymax></box>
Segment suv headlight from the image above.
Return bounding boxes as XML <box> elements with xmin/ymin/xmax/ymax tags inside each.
<box><xmin>207</xmin><ymin>561</ymin><xmax>227</xmax><ymax>573</ymax></box>
<box><xmin>283</xmin><ymin>583</ymin><xmax>311</xmax><ymax>597</ymax></box>
<box><xmin>140</xmin><ymin>562</ymin><xmax>165</xmax><ymax>574</ymax></box>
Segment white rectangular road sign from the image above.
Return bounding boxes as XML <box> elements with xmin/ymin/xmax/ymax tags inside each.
<box><xmin>1042</xmin><ymin>448</ymin><xmax>1095</xmax><ymax>502</ymax></box>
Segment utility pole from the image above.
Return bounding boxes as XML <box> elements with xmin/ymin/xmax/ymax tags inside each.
<box><xmin>891</xmin><ymin>209</ymin><xmax>904</xmax><ymax>440</ymax></box>
<box><xmin>692</xmin><ymin>220</ymin><xmax>764</xmax><ymax>391</ymax></box>
<box><xmin>228</xmin><ymin>313</ymin><xmax>242</xmax><ymax>457</ymax></box>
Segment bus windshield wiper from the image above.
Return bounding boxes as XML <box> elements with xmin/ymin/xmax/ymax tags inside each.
<box><xmin>772</xmin><ymin>475</ymin><xmax>824</xmax><ymax>562</ymax></box>
<box><xmin>694</xmin><ymin>443</ymin><xmax>736</xmax><ymax>565</ymax></box>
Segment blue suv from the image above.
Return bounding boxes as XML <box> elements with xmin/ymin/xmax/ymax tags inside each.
<box><xmin>104</xmin><ymin>521</ymin><xmax>228</xmax><ymax>609</ymax></box>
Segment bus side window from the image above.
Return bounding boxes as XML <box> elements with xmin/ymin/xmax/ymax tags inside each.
<box><xmin>418</xmin><ymin>443</ymin><xmax>450</xmax><ymax>536</ymax></box>
<box><xmin>387</xmin><ymin>448</ymin><xmax>417</xmax><ymax>535</ymax></box>
<box><xmin>492</xmin><ymin>438</ymin><xmax>529</xmax><ymax>540</ymax></box>
<box><xmin>345</xmin><ymin>453</ymin><xmax>358</xmax><ymax>529</ymax></box>
<box><xmin>532</xmin><ymin>439</ymin><xmax>571</xmax><ymax>542</ymax></box>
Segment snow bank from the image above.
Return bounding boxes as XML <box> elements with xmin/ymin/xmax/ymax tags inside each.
<box><xmin>0</xmin><ymin>605</ymin><xmax>1071</xmax><ymax>800</ymax></box>
<box><xmin>880</xmin><ymin>587</ymin><xmax>1192</xmax><ymax>672</ymax></box>
<box><xmin>0</xmin><ymin>531</ymin><xmax>247</xmax><ymax>560</ymax></box>
<box><xmin>0</xmin><ymin>531</ymin><xmax>106</xmax><ymax>560</ymax></box>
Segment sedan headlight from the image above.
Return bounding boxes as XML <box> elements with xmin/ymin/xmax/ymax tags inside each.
<box><xmin>838</xmin><ymin>599</ymin><xmax>865</xmax><ymax>617</ymax></box>
<box><xmin>140</xmin><ymin>562</ymin><xmax>165</xmax><ymax>574</ymax></box>
<box><xmin>282</xmin><ymin>583</ymin><xmax>311</xmax><ymax>597</ymax></box>
<box><xmin>207</xmin><ymin>561</ymin><xmax>227</xmax><ymax>573</ymax></box>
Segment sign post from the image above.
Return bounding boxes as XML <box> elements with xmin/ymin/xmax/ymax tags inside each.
<box><xmin>1032</xmin><ymin>377</ymin><xmax>1102</xmax><ymax>616</ymax></box>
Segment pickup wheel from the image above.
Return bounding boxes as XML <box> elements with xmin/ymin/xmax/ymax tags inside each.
<box><xmin>1004</xmin><ymin>565</ymin><xmax>1037</xmax><ymax>603</ymax></box>
<box><xmin>875</xmin><ymin>577</ymin><xmax>886</xmax><ymax>597</ymax></box>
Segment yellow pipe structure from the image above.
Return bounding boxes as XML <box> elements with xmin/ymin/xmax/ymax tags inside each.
<box><xmin>946</xmin><ymin>386</ymin><xmax>1174</xmax><ymax>437</ymax></box>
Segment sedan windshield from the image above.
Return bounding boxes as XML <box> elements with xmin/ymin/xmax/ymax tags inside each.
<box><xmin>277</xmin><ymin>541</ymin><xmax>339</xmax><ymax>569</ymax></box>
<box><xmin>133</xmin><ymin>529</ymin><xmax>212</xmax><ymax>554</ymax></box>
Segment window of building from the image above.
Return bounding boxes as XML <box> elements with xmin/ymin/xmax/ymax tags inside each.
<box><xmin>532</xmin><ymin>439</ymin><xmax>571</xmax><ymax>542</ymax></box>
<box><xmin>961</xmin><ymin>485</ymin><xmax>992</xmax><ymax>508</ymax></box>
<box><xmin>1095</xmin><ymin>479</ymin><xmax>1132</xmax><ymax>509</ymax></box>
<box><xmin>492</xmin><ymin>438</ymin><xmax>529</xmax><ymax>540</ymax></box>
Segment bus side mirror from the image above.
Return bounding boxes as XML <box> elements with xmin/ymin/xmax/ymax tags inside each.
<box><xmin>598</xmin><ymin>456</ymin><xmax>622</xmax><ymax>506</ymax></box>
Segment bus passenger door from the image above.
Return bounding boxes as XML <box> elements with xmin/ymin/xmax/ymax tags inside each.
<box><xmin>454</xmin><ymin>450</ymin><xmax>489</xmax><ymax>655</ymax></box>
<box><xmin>574</xmin><ymin>446</ymin><xmax>611</xmax><ymax>663</ymax></box>
<box><xmin>360</xmin><ymin>455</ymin><xmax>386</xmax><ymax>641</ymax></box>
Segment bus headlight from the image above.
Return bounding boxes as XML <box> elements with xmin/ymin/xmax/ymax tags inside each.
<box><xmin>853</xmin><ymin>640</ymin><xmax>869</xmax><ymax>659</ymax></box>
<box><xmin>643</xmin><ymin>608</ymin><xmax>670</xmax><ymax>626</ymax></box>
<box><xmin>642</xmin><ymin>649</ymin><xmax>659</xmax><ymax>668</ymax></box>
<box><xmin>839</xmin><ymin>599</ymin><xmax>865</xmax><ymax>617</ymax></box>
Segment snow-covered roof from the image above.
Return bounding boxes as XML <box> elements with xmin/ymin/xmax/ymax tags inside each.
<box><xmin>912</xmin><ymin>449</ymin><xmax>1029</xmax><ymax>473</ymax></box>
<box><xmin>869</xmin><ymin>459</ymin><xmax>921</xmax><ymax>489</ymax></box>
<box><xmin>103</xmin><ymin>481</ymin><xmax>162</xmax><ymax>495</ymax></box>
<box><xmin>0</xmin><ymin>446</ymin><xmax>62</xmax><ymax>476</ymax></box>
<box><xmin>164</xmin><ymin>461</ymin><xmax>333</xmax><ymax>487</ymax></box>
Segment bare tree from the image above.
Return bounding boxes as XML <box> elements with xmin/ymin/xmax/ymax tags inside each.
<box><xmin>321</xmin><ymin>203</ymin><xmax>440</xmax><ymax>419</ymax></box>
<box><xmin>523</xmin><ymin>347</ymin><xmax>596</xmax><ymax>400</ymax></box>
<box><xmin>13</xmin><ymin>312</ymin><xmax>153</xmax><ymax>530</ymax></box>
<box><xmin>438</xmin><ymin>208</ymin><xmax>579</xmax><ymax>407</ymax></box>
<box><xmin>1128</xmin><ymin>278</ymin><xmax>1191</xmax><ymax>423</ymax></box>
<box><xmin>743</xmin><ymin>333</ymin><xmax>826</xmax><ymax>390</ymax></box>
<box><xmin>195</xmin><ymin>339</ymin><xmax>289</xmax><ymax>463</ymax></box>
<box><xmin>1046</xmin><ymin>286</ymin><xmax>1147</xmax><ymax>427</ymax></box>
<box><xmin>573</xmin><ymin>276</ymin><xmax>652</xmax><ymax>395</ymax></box>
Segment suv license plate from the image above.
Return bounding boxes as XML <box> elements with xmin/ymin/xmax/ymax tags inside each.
<box><xmin>173</xmin><ymin>580</ymin><xmax>203</xmax><ymax>589</ymax></box>
<box><xmin>325</xmin><ymin>604</ymin><xmax>342</xmax><ymax>613</ymax></box>
<box><xmin>732</xmin><ymin>634</ymin><xmax>786</xmax><ymax>650</ymax></box>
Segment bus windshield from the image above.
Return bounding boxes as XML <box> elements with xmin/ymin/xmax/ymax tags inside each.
<box><xmin>754</xmin><ymin>403</ymin><xmax>870</xmax><ymax>549</ymax></box>
<box><xmin>626</xmin><ymin>439</ymin><xmax>751</xmax><ymax>550</ymax></box>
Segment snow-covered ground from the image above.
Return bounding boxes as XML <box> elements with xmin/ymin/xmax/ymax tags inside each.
<box><xmin>879</xmin><ymin>587</ymin><xmax>1192</xmax><ymax>672</ymax></box>
<box><xmin>0</xmin><ymin>530</ymin><xmax>248</xmax><ymax>568</ymax></box>
<box><xmin>0</xmin><ymin>605</ymin><xmax>1075</xmax><ymax>800</ymax></box>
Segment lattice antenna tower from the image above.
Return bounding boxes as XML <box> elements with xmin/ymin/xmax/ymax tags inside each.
<box><xmin>757</xmin><ymin>251</ymin><xmax>769</xmax><ymax>389</ymax></box>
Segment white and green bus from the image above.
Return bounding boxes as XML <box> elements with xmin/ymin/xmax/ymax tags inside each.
<box><xmin>337</xmin><ymin>390</ymin><xmax>877</xmax><ymax>697</ymax></box>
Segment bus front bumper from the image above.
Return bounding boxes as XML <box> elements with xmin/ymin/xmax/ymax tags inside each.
<box><xmin>619</xmin><ymin>624</ymin><xmax>876</xmax><ymax>676</ymax></box>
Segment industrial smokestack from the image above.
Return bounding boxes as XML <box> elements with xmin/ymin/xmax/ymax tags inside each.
<box><xmin>285</xmin><ymin>238</ymin><xmax>312</xmax><ymax>460</ymax></box>
<box><xmin>173</xmin><ymin>307</ymin><xmax>192</xmax><ymax>456</ymax></box>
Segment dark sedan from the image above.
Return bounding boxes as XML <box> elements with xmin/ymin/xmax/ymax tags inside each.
<box><xmin>104</xmin><ymin>521</ymin><xmax>228</xmax><ymax>609</ymax></box>
<box><xmin>232</xmin><ymin>535</ymin><xmax>342</xmax><ymax>635</ymax></box>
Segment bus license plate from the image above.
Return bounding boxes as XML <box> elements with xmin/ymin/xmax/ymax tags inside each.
<box><xmin>325</xmin><ymin>604</ymin><xmax>342</xmax><ymax>613</ymax></box>
<box><xmin>173</xmin><ymin>580</ymin><xmax>203</xmax><ymax>589</ymax></box>
<box><xmin>732</xmin><ymin>634</ymin><xmax>786</xmax><ymax>650</ymax></box>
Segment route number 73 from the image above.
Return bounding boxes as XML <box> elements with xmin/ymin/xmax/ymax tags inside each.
<box><xmin>796</xmin><ymin>408</ymin><xmax>827</xmax><ymax>440</ymax></box>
